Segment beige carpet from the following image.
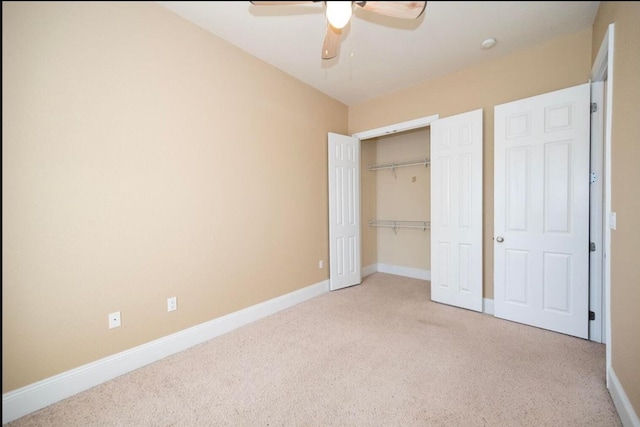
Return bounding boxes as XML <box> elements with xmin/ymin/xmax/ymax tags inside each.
<box><xmin>7</xmin><ymin>273</ymin><xmax>621</xmax><ymax>426</ymax></box>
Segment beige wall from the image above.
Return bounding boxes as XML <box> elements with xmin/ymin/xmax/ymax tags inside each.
<box><xmin>366</xmin><ymin>128</ymin><xmax>430</xmax><ymax>271</ymax></box>
<box><xmin>592</xmin><ymin>2</ymin><xmax>640</xmax><ymax>415</ymax></box>
<box><xmin>349</xmin><ymin>29</ymin><xmax>593</xmax><ymax>299</ymax></box>
<box><xmin>2</xmin><ymin>2</ymin><xmax>347</xmax><ymax>393</ymax></box>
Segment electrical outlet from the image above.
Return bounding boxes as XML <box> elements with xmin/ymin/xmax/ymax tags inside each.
<box><xmin>167</xmin><ymin>297</ymin><xmax>177</xmax><ymax>312</ymax></box>
<box><xmin>318</xmin><ymin>260</ymin><xmax>324</xmax><ymax>269</ymax></box>
<box><xmin>108</xmin><ymin>311</ymin><xmax>121</xmax><ymax>329</ymax></box>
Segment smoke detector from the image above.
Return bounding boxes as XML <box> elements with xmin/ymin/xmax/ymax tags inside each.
<box><xmin>481</xmin><ymin>38</ymin><xmax>497</xmax><ymax>50</ymax></box>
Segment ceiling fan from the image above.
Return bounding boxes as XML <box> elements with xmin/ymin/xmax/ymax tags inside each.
<box><xmin>249</xmin><ymin>1</ymin><xmax>427</xmax><ymax>59</ymax></box>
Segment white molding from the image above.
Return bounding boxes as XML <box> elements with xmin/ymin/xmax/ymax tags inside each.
<box><xmin>364</xmin><ymin>265</ymin><xmax>495</xmax><ymax>316</ymax></box>
<box><xmin>604</xmin><ymin>24</ymin><xmax>614</xmax><ymax>374</ymax></box>
<box><xmin>352</xmin><ymin>114</ymin><xmax>439</xmax><ymax>140</ymax></box>
<box><xmin>377</xmin><ymin>263</ymin><xmax>431</xmax><ymax>280</ymax></box>
<box><xmin>483</xmin><ymin>298</ymin><xmax>494</xmax><ymax>315</ymax></box>
<box><xmin>361</xmin><ymin>264</ymin><xmax>378</xmax><ymax>277</ymax></box>
<box><xmin>589</xmin><ymin>79</ymin><xmax>604</xmax><ymax>344</ymax></box>
<box><xmin>370</xmin><ymin>264</ymin><xmax>491</xmax><ymax>315</ymax></box>
<box><xmin>608</xmin><ymin>366</ymin><xmax>640</xmax><ymax>427</ymax></box>
<box><xmin>2</xmin><ymin>279</ymin><xmax>330</xmax><ymax>425</ymax></box>
<box><xmin>604</xmin><ymin>23</ymin><xmax>615</xmax><ymax>379</ymax></box>
<box><xmin>592</xmin><ymin>25</ymin><xmax>611</xmax><ymax>82</ymax></box>
<box><xmin>590</xmin><ymin>22</ymin><xmax>614</xmax><ymax>376</ymax></box>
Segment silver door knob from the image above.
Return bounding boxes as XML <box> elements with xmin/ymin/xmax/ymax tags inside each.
<box><xmin>496</xmin><ymin>236</ymin><xmax>504</xmax><ymax>243</ymax></box>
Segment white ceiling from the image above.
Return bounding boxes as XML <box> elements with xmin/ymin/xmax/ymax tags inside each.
<box><xmin>157</xmin><ymin>1</ymin><xmax>600</xmax><ymax>106</ymax></box>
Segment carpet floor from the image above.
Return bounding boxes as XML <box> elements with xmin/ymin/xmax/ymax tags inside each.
<box><xmin>7</xmin><ymin>273</ymin><xmax>621</xmax><ymax>426</ymax></box>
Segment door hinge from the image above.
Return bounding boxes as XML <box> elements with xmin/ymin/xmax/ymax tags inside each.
<box><xmin>589</xmin><ymin>311</ymin><xmax>596</xmax><ymax>321</ymax></box>
<box><xmin>590</xmin><ymin>172</ymin><xmax>597</xmax><ymax>184</ymax></box>
<box><xmin>590</xmin><ymin>242</ymin><xmax>596</xmax><ymax>252</ymax></box>
<box><xmin>591</xmin><ymin>102</ymin><xmax>598</xmax><ymax>113</ymax></box>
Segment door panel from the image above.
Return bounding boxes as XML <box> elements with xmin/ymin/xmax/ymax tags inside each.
<box><xmin>494</xmin><ymin>83</ymin><xmax>590</xmax><ymax>338</ymax></box>
<box><xmin>328</xmin><ymin>132</ymin><xmax>361</xmax><ymax>291</ymax></box>
<box><xmin>430</xmin><ymin>109</ymin><xmax>483</xmax><ymax>312</ymax></box>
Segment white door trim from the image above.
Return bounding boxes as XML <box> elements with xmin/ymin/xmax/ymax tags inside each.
<box><xmin>350</xmin><ymin>115</ymin><xmax>438</xmax><ymax>286</ymax></box>
<box><xmin>589</xmin><ymin>80</ymin><xmax>604</xmax><ymax>344</ymax></box>
<box><xmin>352</xmin><ymin>114</ymin><xmax>439</xmax><ymax>140</ymax></box>
<box><xmin>590</xmin><ymin>22</ymin><xmax>614</xmax><ymax>377</ymax></box>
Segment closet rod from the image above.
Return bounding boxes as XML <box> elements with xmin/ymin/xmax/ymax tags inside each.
<box><xmin>368</xmin><ymin>220</ymin><xmax>431</xmax><ymax>232</ymax></box>
<box><xmin>367</xmin><ymin>158</ymin><xmax>430</xmax><ymax>171</ymax></box>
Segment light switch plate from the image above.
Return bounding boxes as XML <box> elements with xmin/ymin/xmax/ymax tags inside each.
<box><xmin>609</xmin><ymin>212</ymin><xmax>617</xmax><ymax>230</ymax></box>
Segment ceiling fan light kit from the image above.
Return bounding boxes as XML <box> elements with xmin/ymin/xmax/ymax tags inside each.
<box><xmin>250</xmin><ymin>1</ymin><xmax>427</xmax><ymax>59</ymax></box>
<box><xmin>326</xmin><ymin>1</ymin><xmax>353</xmax><ymax>29</ymax></box>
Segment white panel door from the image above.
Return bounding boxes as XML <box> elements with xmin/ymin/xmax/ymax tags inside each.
<box><xmin>431</xmin><ymin>109</ymin><xmax>483</xmax><ymax>312</ymax></box>
<box><xmin>328</xmin><ymin>132</ymin><xmax>361</xmax><ymax>291</ymax></box>
<box><xmin>494</xmin><ymin>83</ymin><xmax>590</xmax><ymax>339</ymax></box>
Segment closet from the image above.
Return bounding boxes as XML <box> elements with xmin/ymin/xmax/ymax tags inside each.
<box><xmin>328</xmin><ymin>109</ymin><xmax>481</xmax><ymax>308</ymax></box>
<box><xmin>361</xmin><ymin>127</ymin><xmax>431</xmax><ymax>280</ymax></box>
<box><xmin>333</xmin><ymin>93</ymin><xmax>592</xmax><ymax>338</ymax></box>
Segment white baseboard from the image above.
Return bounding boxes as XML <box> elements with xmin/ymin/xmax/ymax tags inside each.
<box><xmin>608</xmin><ymin>366</ymin><xmax>640</xmax><ymax>427</ymax></box>
<box><xmin>362</xmin><ymin>264</ymin><xmax>378</xmax><ymax>278</ymax></box>
<box><xmin>376</xmin><ymin>263</ymin><xmax>431</xmax><ymax>280</ymax></box>
<box><xmin>369</xmin><ymin>264</ymin><xmax>492</xmax><ymax>315</ymax></box>
<box><xmin>483</xmin><ymin>298</ymin><xmax>494</xmax><ymax>315</ymax></box>
<box><xmin>2</xmin><ymin>279</ymin><xmax>330</xmax><ymax>425</ymax></box>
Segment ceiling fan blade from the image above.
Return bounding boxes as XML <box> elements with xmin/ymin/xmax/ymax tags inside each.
<box><xmin>249</xmin><ymin>1</ymin><xmax>318</xmax><ymax>5</ymax></box>
<box><xmin>355</xmin><ymin>1</ymin><xmax>427</xmax><ymax>19</ymax></box>
<box><xmin>322</xmin><ymin>24</ymin><xmax>341</xmax><ymax>60</ymax></box>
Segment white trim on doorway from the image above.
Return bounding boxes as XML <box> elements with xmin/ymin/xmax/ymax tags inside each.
<box><xmin>354</xmin><ymin>114</ymin><xmax>439</xmax><ymax>309</ymax></box>
<box><xmin>352</xmin><ymin>114</ymin><xmax>439</xmax><ymax>140</ymax></box>
<box><xmin>590</xmin><ymin>23</ymin><xmax>614</xmax><ymax>373</ymax></box>
<box><xmin>589</xmin><ymin>79</ymin><xmax>605</xmax><ymax>344</ymax></box>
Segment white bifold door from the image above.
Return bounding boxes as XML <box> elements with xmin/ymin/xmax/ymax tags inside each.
<box><xmin>430</xmin><ymin>109</ymin><xmax>484</xmax><ymax>312</ymax></box>
<box><xmin>494</xmin><ymin>83</ymin><xmax>590</xmax><ymax>339</ymax></box>
<box><xmin>328</xmin><ymin>132</ymin><xmax>361</xmax><ymax>291</ymax></box>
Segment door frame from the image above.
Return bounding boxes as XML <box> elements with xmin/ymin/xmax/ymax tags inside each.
<box><xmin>351</xmin><ymin>114</ymin><xmax>439</xmax><ymax>276</ymax></box>
<box><xmin>589</xmin><ymin>23</ymin><xmax>614</xmax><ymax>372</ymax></box>
<box><xmin>328</xmin><ymin>114</ymin><xmax>439</xmax><ymax>289</ymax></box>
<box><xmin>352</xmin><ymin>115</ymin><xmax>439</xmax><ymax>140</ymax></box>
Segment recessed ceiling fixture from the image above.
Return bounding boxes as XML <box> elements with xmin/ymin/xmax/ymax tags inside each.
<box><xmin>481</xmin><ymin>37</ymin><xmax>497</xmax><ymax>50</ymax></box>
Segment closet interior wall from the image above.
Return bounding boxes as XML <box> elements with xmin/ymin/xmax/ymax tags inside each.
<box><xmin>361</xmin><ymin>127</ymin><xmax>431</xmax><ymax>275</ymax></box>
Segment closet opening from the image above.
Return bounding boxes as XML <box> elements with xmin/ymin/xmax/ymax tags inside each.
<box><xmin>360</xmin><ymin>126</ymin><xmax>432</xmax><ymax>281</ymax></box>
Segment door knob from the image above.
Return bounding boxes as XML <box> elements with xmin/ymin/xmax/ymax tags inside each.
<box><xmin>496</xmin><ymin>236</ymin><xmax>504</xmax><ymax>243</ymax></box>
